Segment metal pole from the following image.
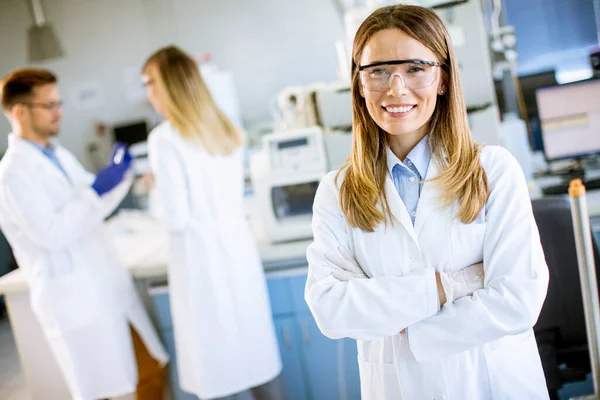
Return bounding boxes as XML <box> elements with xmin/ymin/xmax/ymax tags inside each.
<box><xmin>569</xmin><ymin>178</ymin><xmax>600</xmax><ymax>400</ymax></box>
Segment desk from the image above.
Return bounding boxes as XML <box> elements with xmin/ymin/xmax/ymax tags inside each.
<box><xmin>0</xmin><ymin>214</ymin><xmax>311</xmax><ymax>400</ymax></box>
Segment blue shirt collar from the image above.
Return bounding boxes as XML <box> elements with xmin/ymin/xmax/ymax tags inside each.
<box><xmin>387</xmin><ymin>135</ymin><xmax>431</xmax><ymax>179</ymax></box>
<box><xmin>25</xmin><ymin>139</ymin><xmax>56</xmax><ymax>154</ymax></box>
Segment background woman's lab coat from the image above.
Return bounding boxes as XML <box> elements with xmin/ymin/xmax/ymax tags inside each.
<box><xmin>148</xmin><ymin>122</ymin><xmax>282</xmax><ymax>399</ymax></box>
<box><xmin>0</xmin><ymin>135</ymin><xmax>169</xmax><ymax>400</ymax></box>
<box><xmin>306</xmin><ymin>146</ymin><xmax>550</xmax><ymax>400</ymax></box>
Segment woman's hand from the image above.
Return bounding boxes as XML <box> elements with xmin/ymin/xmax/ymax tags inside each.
<box><xmin>438</xmin><ymin>263</ymin><xmax>485</xmax><ymax>306</ymax></box>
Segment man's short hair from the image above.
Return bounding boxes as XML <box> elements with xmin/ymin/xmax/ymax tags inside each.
<box><xmin>1</xmin><ymin>69</ymin><xmax>57</xmax><ymax>111</ymax></box>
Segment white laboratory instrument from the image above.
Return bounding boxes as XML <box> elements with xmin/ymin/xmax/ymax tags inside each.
<box><xmin>275</xmin><ymin>86</ymin><xmax>320</xmax><ymax>131</ymax></box>
<box><xmin>250</xmin><ymin>127</ymin><xmax>329</xmax><ymax>243</ymax></box>
<box><xmin>315</xmin><ymin>83</ymin><xmax>353</xmax><ymax>131</ymax></box>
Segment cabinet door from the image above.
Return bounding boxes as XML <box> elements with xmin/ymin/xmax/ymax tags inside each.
<box><xmin>342</xmin><ymin>338</ymin><xmax>362</xmax><ymax>400</ymax></box>
<box><xmin>150</xmin><ymin>288</ymin><xmax>173</xmax><ymax>330</ymax></box>
<box><xmin>267</xmin><ymin>277</ymin><xmax>294</xmax><ymax>316</ymax></box>
<box><xmin>274</xmin><ymin>316</ymin><xmax>309</xmax><ymax>400</ymax></box>
<box><xmin>289</xmin><ymin>274</ymin><xmax>311</xmax><ymax>314</ymax></box>
<box><xmin>296</xmin><ymin>313</ymin><xmax>341</xmax><ymax>400</ymax></box>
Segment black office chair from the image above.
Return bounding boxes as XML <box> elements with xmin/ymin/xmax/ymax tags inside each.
<box><xmin>532</xmin><ymin>197</ymin><xmax>600</xmax><ymax>399</ymax></box>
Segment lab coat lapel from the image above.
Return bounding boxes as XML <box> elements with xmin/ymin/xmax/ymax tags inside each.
<box><xmin>384</xmin><ymin>174</ymin><xmax>419</xmax><ymax>245</ymax></box>
<box><xmin>10</xmin><ymin>135</ymin><xmax>71</xmax><ymax>185</ymax></box>
<box><xmin>414</xmin><ymin>156</ymin><xmax>442</xmax><ymax>238</ymax></box>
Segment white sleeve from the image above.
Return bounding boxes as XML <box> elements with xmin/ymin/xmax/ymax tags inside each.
<box><xmin>305</xmin><ymin>172</ymin><xmax>440</xmax><ymax>341</ymax></box>
<box><xmin>407</xmin><ymin>148</ymin><xmax>549</xmax><ymax>362</ymax></box>
<box><xmin>99</xmin><ymin>172</ymin><xmax>135</xmax><ymax>214</ymax></box>
<box><xmin>0</xmin><ymin>172</ymin><xmax>108</xmax><ymax>250</ymax></box>
<box><xmin>147</xmin><ymin>131</ymin><xmax>190</xmax><ymax>232</ymax></box>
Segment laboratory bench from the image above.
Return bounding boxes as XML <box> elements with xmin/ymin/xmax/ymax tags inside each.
<box><xmin>0</xmin><ymin>214</ymin><xmax>362</xmax><ymax>400</ymax></box>
<box><xmin>1</xmin><ymin>200</ymin><xmax>600</xmax><ymax>399</ymax></box>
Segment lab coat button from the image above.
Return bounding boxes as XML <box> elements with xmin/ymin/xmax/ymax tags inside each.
<box><xmin>409</xmin><ymin>176</ymin><xmax>416</xmax><ymax>182</ymax></box>
<box><xmin>434</xmin><ymin>395</ymin><xmax>446</xmax><ymax>400</ymax></box>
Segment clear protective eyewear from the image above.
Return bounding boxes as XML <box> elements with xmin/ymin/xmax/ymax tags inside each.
<box><xmin>358</xmin><ymin>59</ymin><xmax>443</xmax><ymax>92</ymax></box>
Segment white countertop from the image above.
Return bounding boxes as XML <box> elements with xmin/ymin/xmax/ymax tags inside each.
<box><xmin>0</xmin><ymin>213</ymin><xmax>311</xmax><ymax>295</ymax></box>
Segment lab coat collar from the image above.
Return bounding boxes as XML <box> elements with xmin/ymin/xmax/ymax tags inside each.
<box><xmin>384</xmin><ymin>175</ymin><xmax>419</xmax><ymax>245</ymax></box>
<box><xmin>414</xmin><ymin>156</ymin><xmax>442</xmax><ymax>238</ymax></box>
<box><xmin>8</xmin><ymin>133</ymin><xmax>71</xmax><ymax>184</ymax></box>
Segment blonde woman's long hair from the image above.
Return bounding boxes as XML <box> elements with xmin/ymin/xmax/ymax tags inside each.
<box><xmin>143</xmin><ymin>46</ymin><xmax>243</xmax><ymax>155</ymax></box>
<box><xmin>340</xmin><ymin>5</ymin><xmax>489</xmax><ymax>231</ymax></box>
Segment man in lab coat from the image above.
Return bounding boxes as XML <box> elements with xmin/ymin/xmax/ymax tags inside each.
<box><xmin>0</xmin><ymin>68</ymin><xmax>169</xmax><ymax>400</ymax></box>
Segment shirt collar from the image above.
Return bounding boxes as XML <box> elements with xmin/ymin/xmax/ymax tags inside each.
<box><xmin>23</xmin><ymin>138</ymin><xmax>56</xmax><ymax>154</ymax></box>
<box><xmin>386</xmin><ymin>135</ymin><xmax>431</xmax><ymax>178</ymax></box>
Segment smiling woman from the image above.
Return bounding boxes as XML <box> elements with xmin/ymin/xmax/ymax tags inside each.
<box><xmin>345</xmin><ymin>9</ymin><xmax>488</xmax><ymax>230</ymax></box>
<box><xmin>305</xmin><ymin>4</ymin><xmax>550</xmax><ymax>400</ymax></box>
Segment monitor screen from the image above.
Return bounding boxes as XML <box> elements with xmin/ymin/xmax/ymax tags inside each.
<box><xmin>113</xmin><ymin>121</ymin><xmax>148</xmax><ymax>146</ymax></box>
<box><xmin>495</xmin><ymin>70</ymin><xmax>557</xmax><ymax>152</ymax></box>
<box><xmin>536</xmin><ymin>79</ymin><xmax>600</xmax><ymax>161</ymax></box>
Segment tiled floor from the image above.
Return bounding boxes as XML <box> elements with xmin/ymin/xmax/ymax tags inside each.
<box><xmin>0</xmin><ymin>314</ymin><xmax>29</xmax><ymax>400</ymax></box>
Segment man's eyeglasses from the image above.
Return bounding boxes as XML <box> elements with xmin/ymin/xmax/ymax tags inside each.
<box><xmin>21</xmin><ymin>101</ymin><xmax>63</xmax><ymax>112</ymax></box>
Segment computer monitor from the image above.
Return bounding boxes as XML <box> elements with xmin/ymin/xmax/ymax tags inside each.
<box><xmin>536</xmin><ymin>78</ymin><xmax>600</xmax><ymax>161</ymax></box>
<box><xmin>494</xmin><ymin>70</ymin><xmax>558</xmax><ymax>151</ymax></box>
<box><xmin>113</xmin><ymin>120</ymin><xmax>148</xmax><ymax>146</ymax></box>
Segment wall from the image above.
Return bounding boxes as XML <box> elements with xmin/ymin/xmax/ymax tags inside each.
<box><xmin>0</xmin><ymin>0</ymin><xmax>345</xmax><ymax>169</ymax></box>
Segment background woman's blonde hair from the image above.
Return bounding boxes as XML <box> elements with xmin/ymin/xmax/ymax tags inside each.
<box><xmin>143</xmin><ymin>46</ymin><xmax>243</xmax><ymax>155</ymax></box>
<box><xmin>339</xmin><ymin>4</ymin><xmax>489</xmax><ymax>231</ymax></box>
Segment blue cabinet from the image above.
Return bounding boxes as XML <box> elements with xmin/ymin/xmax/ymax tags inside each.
<box><xmin>296</xmin><ymin>312</ymin><xmax>342</xmax><ymax>400</ymax></box>
<box><xmin>273</xmin><ymin>316</ymin><xmax>309</xmax><ymax>400</ymax></box>
<box><xmin>150</xmin><ymin>273</ymin><xmax>361</xmax><ymax>400</ymax></box>
<box><xmin>343</xmin><ymin>338</ymin><xmax>361</xmax><ymax>399</ymax></box>
<box><xmin>271</xmin><ymin>275</ymin><xmax>362</xmax><ymax>400</ymax></box>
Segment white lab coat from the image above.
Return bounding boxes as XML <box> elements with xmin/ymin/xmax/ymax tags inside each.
<box><xmin>305</xmin><ymin>145</ymin><xmax>550</xmax><ymax>400</ymax></box>
<box><xmin>147</xmin><ymin>122</ymin><xmax>281</xmax><ymax>399</ymax></box>
<box><xmin>0</xmin><ymin>135</ymin><xmax>169</xmax><ymax>400</ymax></box>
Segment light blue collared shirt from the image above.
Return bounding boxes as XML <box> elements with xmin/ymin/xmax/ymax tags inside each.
<box><xmin>387</xmin><ymin>135</ymin><xmax>431</xmax><ymax>225</ymax></box>
<box><xmin>27</xmin><ymin>140</ymin><xmax>70</xmax><ymax>180</ymax></box>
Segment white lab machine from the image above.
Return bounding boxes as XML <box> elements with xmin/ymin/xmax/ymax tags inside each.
<box><xmin>314</xmin><ymin>83</ymin><xmax>353</xmax><ymax>131</ymax></box>
<box><xmin>250</xmin><ymin>127</ymin><xmax>329</xmax><ymax>243</ymax></box>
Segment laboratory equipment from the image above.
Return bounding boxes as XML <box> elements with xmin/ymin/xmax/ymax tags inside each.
<box><xmin>314</xmin><ymin>83</ymin><xmax>353</xmax><ymax>132</ymax></box>
<box><xmin>323</xmin><ymin>131</ymin><xmax>353</xmax><ymax>172</ymax></box>
<box><xmin>274</xmin><ymin>81</ymin><xmax>352</xmax><ymax>134</ymax></box>
<box><xmin>250</xmin><ymin>127</ymin><xmax>328</xmax><ymax>243</ymax></box>
<box><xmin>499</xmin><ymin>113</ymin><xmax>534</xmax><ymax>181</ymax></box>
<box><xmin>495</xmin><ymin>70</ymin><xmax>558</xmax><ymax>151</ymax></box>
<box><xmin>436</xmin><ymin>0</ymin><xmax>502</xmax><ymax>145</ymax></box>
<box><xmin>113</xmin><ymin>120</ymin><xmax>148</xmax><ymax>146</ymax></box>
<box><xmin>275</xmin><ymin>86</ymin><xmax>320</xmax><ymax>131</ymax></box>
<box><xmin>535</xmin><ymin>79</ymin><xmax>600</xmax><ymax>195</ymax></box>
<box><xmin>536</xmin><ymin>79</ymin><xmax>600</xmax><ymax>162</ymax></box>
